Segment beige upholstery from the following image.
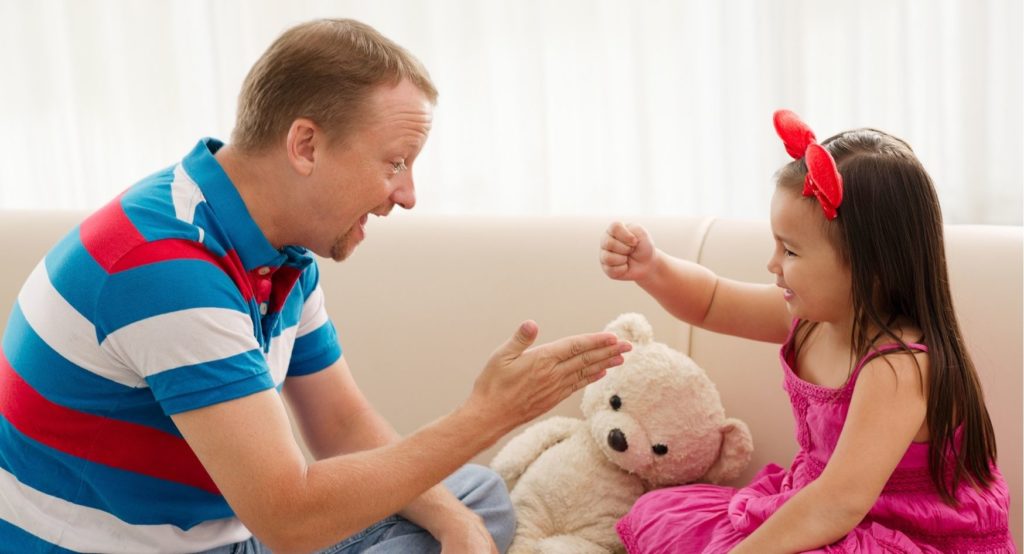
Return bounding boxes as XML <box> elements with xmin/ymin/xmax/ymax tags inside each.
<box><xmin>1</xmin><ymin>210</ymin><xmax>1020</xmax><ymax>548</ymax></box>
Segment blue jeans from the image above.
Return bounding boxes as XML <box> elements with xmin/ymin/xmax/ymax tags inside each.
<box><xmin>199</xmin><ymin>464</ymin><xmax>515</xmax><ymax>553</ymax></box>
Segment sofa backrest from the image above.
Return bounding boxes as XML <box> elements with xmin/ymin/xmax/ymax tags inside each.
<box><xmin>1</xmin><ymin>210</ymin><xmax>1020</xmax><ymax>547</ymax></box>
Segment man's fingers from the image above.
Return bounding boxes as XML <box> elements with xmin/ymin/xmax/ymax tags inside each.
<box><xmin>557</xmin><ymin>340</ymin><xmax>631</xmax><ymax>376</ymax></box>
<box><xmin>568</xmin><ymin>364</ymin><xmax>611</xmax><ymax>395</ymax></box>
<box><xmin>578</xmin><ymin>350</ymin><xmax>593</xmax><ymax>371</ymax></box>
<box><xmin>587</xmin><ymin>368</ymin><xmax>608</xmax><ymax>383</ymax></box>
<box><xmin>547</xmin><ymin>332</ymin><xmax>620</xmax><ymax>362</ymax></box>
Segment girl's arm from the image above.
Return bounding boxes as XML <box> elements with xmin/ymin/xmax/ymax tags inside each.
<box><xmin>600</xmin><ymin>221</ymin><xmax>791</xmax><ymax>343</ymax></box>
<box><xmin>730</xmin><ymin>351</ymin><xmax>929</xmax><ymax>553</ymax></box>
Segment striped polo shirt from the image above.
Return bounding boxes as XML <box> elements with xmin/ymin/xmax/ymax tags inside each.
<box><xmin>0</xmin><ymin>138</ymin><xmax>343</xmax><ymax>552</ymax></box>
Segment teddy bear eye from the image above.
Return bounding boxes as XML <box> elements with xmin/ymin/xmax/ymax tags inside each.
<box><xmin>652</xmin><ymin>444</ymin><xmax>668</xmax><ymax>456</ymax></box>
<box><xmin>610</xmin><ymin>395</ymin><xmax>622</xmax><ymax>410</ymax></box>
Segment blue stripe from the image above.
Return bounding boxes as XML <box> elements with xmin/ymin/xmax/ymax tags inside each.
<box><xmin>192</xmin><ymin>204</ymin><xmax>229</xmax><ymax>257</ymax></box>
<box><xmin>279</xmin><ymin>287</ymin><xmax>305</xmax><ymax>329</ymax></box>
<box><xmin>147</xmin><ymin>355</ymin><xmax>274</xmax><ymax>415</ymax></box>
<box><xmin>261</xmin><ymin>291</ymin><xmax>304</xmax><ymax>343</ymax></box>
<box><xmin>119</xmin><ymin>166</ymin><xmax>184</xmax><ymax>244</ymax></box>
<box><xmin>298</xmin><ymin>259</ymin><xmax>322</xmax><ymax>294</ymax></box>
<box><xmin>289</xmin><ymin>321</ymin><xmax>342</xmax><ymax>376</ymax></box>
<box><xmin>44</xmin><ymin>227</ymin><xmax>108</xmax><ymax>322</ymax></box>
<box><xmin>0</xmin><ymin>517</ymin><xmax>76</xmax><ymax>553</ymax></box>
<box><xmin>95</xmin><ymin>259</ymin><xmax>251</xmax><ymax>340</ymax></box>
<box><xmin>3</xmin><ymin>305</ymin><xmax>181</xmax><ymax>437</ymax></box>
<box><xmin>0</xmin><ymin>415</ymin><xmax>232</xmax><ymax>528</ymax></box>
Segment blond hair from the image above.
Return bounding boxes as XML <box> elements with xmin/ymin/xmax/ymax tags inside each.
<box><xmin>231</xmin><ymin>18</ymin><xmax>438</xmax><ymax>152</ymax></box>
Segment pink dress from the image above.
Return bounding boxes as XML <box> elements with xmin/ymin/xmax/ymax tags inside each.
<box><xmin>617</xmin><ymin>324</ymin><xmax>1015</xmax><ymax>553</ymax></box>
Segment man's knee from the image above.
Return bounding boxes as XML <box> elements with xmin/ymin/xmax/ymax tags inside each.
<box><xmin>446</xmin><ymin>464</ymin><xmax>516</xmax><ymax>551</ymax></box>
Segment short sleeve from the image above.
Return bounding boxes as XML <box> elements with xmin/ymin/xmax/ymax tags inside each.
<box><xmin>96</xmin><ymin>256</ymin><xmax>274</xmax><ymax>415</ymax></box>
<box><xmin>287</xmin><ymin>262</ymin><xmax>342</xmax><ymax>376</ymax></box>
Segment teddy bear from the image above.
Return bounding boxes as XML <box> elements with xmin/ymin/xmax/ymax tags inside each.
<box><xmin>490</xmin><ymin>312</ymin><xmax>754</xmax><ymax>554</ymax></box>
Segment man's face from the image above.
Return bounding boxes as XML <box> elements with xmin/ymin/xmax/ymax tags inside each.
<box><xmin>310</xmin><ymin>79</ymin><xmax>433</xmax><ymax>261</ymax></box>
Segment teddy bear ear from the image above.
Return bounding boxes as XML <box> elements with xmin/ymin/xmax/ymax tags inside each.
<box><xmin>701</xmin><ymin>418</ymin><xmax>754</xmax><ymax>484</ymax></box>
<box><xmin>604</xmin><ymin>312</ymin><xmax>654</xmax><ymax>345</ymax></box>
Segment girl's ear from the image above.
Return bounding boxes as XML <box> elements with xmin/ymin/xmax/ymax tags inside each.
<box><xmin>701</xmin><ymin>418</ymin><xmax>754</xmax><ymax>484</ymax></box>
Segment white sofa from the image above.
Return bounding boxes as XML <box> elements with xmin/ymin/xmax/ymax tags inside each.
<box><xmin>1</xmin><ymin>211</ymin><xmax>1020</xmax><ymax>548</ymax></box>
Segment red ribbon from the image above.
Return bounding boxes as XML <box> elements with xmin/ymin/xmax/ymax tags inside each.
<box><xmin>773</xmin><ymin>110</ymin><xmax>843</xmax><ymax>220</ymax></box>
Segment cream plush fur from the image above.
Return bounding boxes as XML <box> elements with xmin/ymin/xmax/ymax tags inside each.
<box><xmin>491</xmin><ymin>313</ymin><xmax>754</xmax><ymax>553</ymax></box>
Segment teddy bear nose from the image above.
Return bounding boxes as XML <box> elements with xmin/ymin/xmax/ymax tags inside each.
<box><xmin>607</xmin><ymin>428</ymin><xmax>629</xmax><ymax>452</ymax></box>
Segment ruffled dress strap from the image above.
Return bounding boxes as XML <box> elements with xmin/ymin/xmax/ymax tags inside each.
<box><xmin>845</xmin><ymin>340</ymin><xmax>929</xmax><ymax>389</ymax></box>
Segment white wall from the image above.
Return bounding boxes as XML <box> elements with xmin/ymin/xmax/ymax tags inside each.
<box><xmin>0</xmin><ymin>0</ymin><xmax>1020</xmax><ymax>224</ymax></box>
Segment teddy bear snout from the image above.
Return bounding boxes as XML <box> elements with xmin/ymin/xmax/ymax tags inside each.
<box><xmin>607</xmin><ymin>428</ymin><xmax>629</xmax><ymax>452</ymax></box>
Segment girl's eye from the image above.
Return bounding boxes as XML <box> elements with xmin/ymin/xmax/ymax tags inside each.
<box><xmin>391</xmin><ymin>160</ymin><xmax>407</xmax><ymax>174</ymax></box>
<box><xmin>784</xmin><ymin>248</ymin><xmax>796</xmax><ymax>257</ymax></box>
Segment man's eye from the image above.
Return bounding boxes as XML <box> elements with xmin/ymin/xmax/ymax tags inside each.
<box><xmin>391</xmin><ymin>160</ymin><xmax>407</xmax><ymax>174</ymax></box>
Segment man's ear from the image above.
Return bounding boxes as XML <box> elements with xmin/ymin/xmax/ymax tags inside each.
<box><xmin>285</xmin><ymin>118</ymin><xmax>319</xmax><ymax>177</ymax></box>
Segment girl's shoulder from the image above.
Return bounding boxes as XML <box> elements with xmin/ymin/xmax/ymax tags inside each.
<box><xmin>858</xmin><ymin>322</ymin><xmax>931</xmax><ymax>384</ymax></box>
<box><xmin>868</xmin><ymin>320</ymin><xmax>927</xmax><ymax>352</ymax></box>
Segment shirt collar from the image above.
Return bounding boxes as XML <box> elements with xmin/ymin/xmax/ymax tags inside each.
<box><xmin>181</xmin><ymin>138</ymin><xmax>313</xmax><ymax>272</ymax></box>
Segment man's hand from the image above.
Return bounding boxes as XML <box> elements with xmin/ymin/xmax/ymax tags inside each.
<box><xmin>466</xmin><ymin>321</ymin><xmax>631</xmax><ymax>434</ymax></box>
<box><xmin>433</xmin><ymin>506</ymin><xmax>499</xmax><ymax>554</ymax></box>
<box><xmin>600</xmin><ymin>221</ymin><xmax>658</xmax><ymax>282</ymax></box>
<box><xmin>399</xmin><ymin>478</ymin><xmax>501</xmax><ymax>554</ymax></box>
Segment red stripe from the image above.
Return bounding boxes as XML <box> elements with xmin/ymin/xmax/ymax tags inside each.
<box><xmin>111</xmin><ymin>239</ymin><xmax>253</xmax><ymax>301</ymax></box>
<box><xmin>269</xmin><ymin>267</ymin><xmax>303</xmax><ymax>313</ymax></box>
<box><xmin>78</xmin><ymin>195</ymin><xmax>147</xmax><ymax>273</ymax></box>
<box><xmin>77</xmin><ymin>197</ymin><xmax>253</xmax><ymax>302</ymax></box>
<box><xmin>0</xmin><ymin>351</ymin><xmax>220</xmax><ymax>495</ymax></box>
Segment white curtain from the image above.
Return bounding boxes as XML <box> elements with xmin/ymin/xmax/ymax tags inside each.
<box><xmin>0</xmin><ymin>0</ymin><xmax>1020</xmax><ymax>224</ymax></box>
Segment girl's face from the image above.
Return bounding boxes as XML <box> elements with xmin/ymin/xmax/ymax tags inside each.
<box><xmin>766</xmin><ymin>188</ymin><xmax>853</xmax><ymax>324</ymax></box>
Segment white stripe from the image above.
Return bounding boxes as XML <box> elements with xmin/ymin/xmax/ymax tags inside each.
<box><xmin>265</xmin><ymin>325</ymin><xmax>298</xmax><ymax>385</ymax></box>
<box><xmin>296</xmin><ymin>285</ymin><xmax>329</xmax><ymax>338</ymax></box>
<box><xmin>17</xmin><ymin>261</ymin><xmax>144</xmax><ymax>388</ymax></box>
<box><xmin>171</xmin><ymin>164</ymin><xmax>205</xmax><ymax>226</ymax></box>
<box><xmin>172</xmin><ymin>164</ymin><xmax>207</xmax><ymax>243</ymax></box>
<box><xmin>102</xmin><ymin>308</ymin><xmax>261</xmax><ymax>378</ymax></box>
<box><xmin>0</xmin><ymin>467</ymin><xmax>251</xmax><ymax>553</ymax></box>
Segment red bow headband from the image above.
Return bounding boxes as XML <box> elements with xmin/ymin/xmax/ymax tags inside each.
<box><xmin>773</xmin><ymin>110</ymin><xmax>844</xmax><ymax>220</ymax></box>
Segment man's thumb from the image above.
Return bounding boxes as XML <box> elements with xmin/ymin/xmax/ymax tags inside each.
<box><xmin>507</xmin><ymin>320</ymin><xmax>538</xmax><ymax>354</ymax></box>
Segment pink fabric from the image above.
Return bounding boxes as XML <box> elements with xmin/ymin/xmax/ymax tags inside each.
<box><xmin>617</xmin><ymin>322</ymin><xmax>1015</xmax><ymax>553</ymax></box>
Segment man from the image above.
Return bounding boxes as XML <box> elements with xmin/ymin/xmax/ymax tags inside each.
<box><xmin>0</xmin><ymin>19</ymin><xmax>629</xmax><ymax>553</ymax></box>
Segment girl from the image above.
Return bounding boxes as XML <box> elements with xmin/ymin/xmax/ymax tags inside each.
<box><xmin>600</xmin><ymin>110</ymin><xmax>1014</xmax><ymax>553</ymax></box>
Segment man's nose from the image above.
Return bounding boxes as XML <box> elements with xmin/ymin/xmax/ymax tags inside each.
<box><xmin>392</xmin><ymin>178</ymin><xmax>416</xmax><ymax>210</ymax></box>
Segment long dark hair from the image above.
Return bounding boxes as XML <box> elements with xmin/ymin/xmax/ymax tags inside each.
<box><xmin>777</xmin><ymin>128</ymin><xmax>997</xmax><ymax>504</ymax></box>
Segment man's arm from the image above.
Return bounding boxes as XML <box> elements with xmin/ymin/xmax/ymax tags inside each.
<box><xmin>172</xmin><ymin>321</ymin><xmax>629</xmax><ymax>553</ymax></box>
<box><xmin>281</xmin><ymin>357</ymin><xmax>495</xmax><ymax>550</ymax></box>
